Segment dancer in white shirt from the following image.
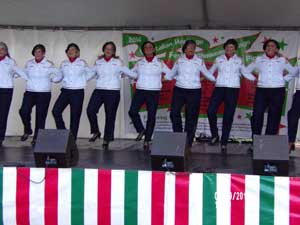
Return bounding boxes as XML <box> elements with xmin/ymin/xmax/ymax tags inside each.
<box><xmin>165</xmin><ymin>40</ymin><xmax>216</xmax><ymax>148</ymax></box>
<box><xmin>244</xmin><ymin>39</ymin><xmax>296</xmax><ymax>145</ymax></box>
<box><xmin>0</xmin><ymin>42</ymin><xmax>27</xmax><ymax>147</ymax></box>
<box><xmin>128</xmin><ymin>41</ymin><xmax>170</xmax><ymax>150</ymax></box>
<box><xmin>207</xmin><ymin>39</ymin><xmax>256</xmax><ymax>153</ymax></box>
<box><xmin>87</xmin><ymin>41</ymin><xmax>135</xmax><ymax>150</ymax></box>
<box><xmin>52</xmin><ymin>43</ymin><xmax>93</xmax><ymax>140</ymax></box>
<box><xmin>19</xmin><ymin>44</ymin><xmax>61</xmax><ymax>145</ymax></box>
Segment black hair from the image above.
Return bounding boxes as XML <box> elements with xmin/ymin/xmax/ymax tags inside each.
<box><xmin>223</xmin><ymin>39</ymin><xmax>238</xmax><ymax>50</ymax></box>
<box><xmin>0</xmin><ymin>42</ymin><xmax>10</xmax><ymax>58</ymax></box>
<box><xmin>32</xmin><ymin>44</ymin><xmax>46</xmax><ymax>56</ymax></box>
<box><xmin>141</xmin><ymin>41</ymin><xmax>156</xmax><ymax>56</ymax></box>
<box><xmin>65</xmin><ymin>43</ymin><xmax>80</xmax><ymax>54</ymax></box>
<box><xmin>99</xmin><ymin>41</ymin><xmax>119</xmax><ymax>59</ymax></box>
<box><xmin>182</xmin><ymin>40</ymin><xmax>196</xmax><ymax>53</ymax></box>
<box><xmin>263</xmin><ymin>39</ymin><xmax>280</xmax><ymax>50</ymax></box>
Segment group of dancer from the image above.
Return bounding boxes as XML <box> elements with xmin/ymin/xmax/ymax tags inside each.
<box><xmin>0</xmin><ymin>38</ymin><xmax>300</xmax><ymax>153</ymax></box>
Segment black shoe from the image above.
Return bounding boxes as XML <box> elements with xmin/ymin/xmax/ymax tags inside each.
<box><xmin>143</xmin><ymin>141</ymin><xmax>151</xmax><ymax>151</ymax></box>
<box><xmin>31</xmin><ymin>139</ymin><xmax>36</xmax><ymax>147</ymax></box>
<box><xmin>209</xmin><ymin>136</ymin><xmax>219</xmax><ymax>146</ymax></box>
<box><xmin>0</xmin><ymin>140</ymin><xmax>2</xmax><ymax>147</ymax></box>
<box><xmin>135</xmin><ymin>130</ymin><xmax>145</xmax><ymax>141</ymax></box>
<box><xmin>247</xmin><ymin>145</ymin><xmax>253</xmax><ymax>155</ymax></box>
<box><xmin>290</xmin><ymin>143</ymin><xmax>295</xmax><ymax>153</ymax></box>
<box><xmin>185</xmin><ymin>146</ymin><xmax>192</xmax><ymax>156</ymax></box>
<box><xmin>102</xmin><ymin>140</ymin><xmax>109</xmax><ymax>150</ymax></box>
<box><xmin>89</xmin><ymin>132</ymin><xmax>101</xmax><ymax>142</ymax></box>
<box><xmin>20</xmin><ymin>133</ymin><xmax>31</xmax><ymax>141</ymax></box>
<box><xmin>221</xmin><ymin>145</ymin><xmax>227</xmax><ymax>154</ymax></box>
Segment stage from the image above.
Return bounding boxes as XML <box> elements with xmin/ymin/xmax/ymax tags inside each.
<box><xmin>0</xmin><ymin>137</ymin><xmax>300</xmax><ymax>224</ymax></box>
<box><xmin>1</xmin><ymin>137</ymin><xmax>300</xmax><ymax>176</ymax></box>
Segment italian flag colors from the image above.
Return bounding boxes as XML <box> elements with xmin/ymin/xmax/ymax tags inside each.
<box><xmin>0</xmin><ymin>167</ymin><xmax>299</xmax><ymax>225</ymax></box>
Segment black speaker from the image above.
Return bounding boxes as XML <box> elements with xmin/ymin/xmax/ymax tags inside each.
<box><xmin>151</xmin><ymin>131</ymin><xmax>187</xmax><ymax>172</ymax></box>
<box><xmin>34</xmin><ymin>129</ymin><xmax>79</xmax><ymax>168</ymax></box>
<box><xmin>253</xmin><ymin>135</ymin><xmax>289</xmax><ymax>176</ymax></box>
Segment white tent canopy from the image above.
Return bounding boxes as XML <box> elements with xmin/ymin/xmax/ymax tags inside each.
<box><xmin>0</xmin><ymin>0</ymin><xmax>300</xmax><ymax>29</ymax></box>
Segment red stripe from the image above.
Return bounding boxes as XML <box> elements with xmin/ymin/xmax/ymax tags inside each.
<box><xmin>16</xmin><ymin>167</ymin><xmax>30</xmax><ymax>225</ymax></box>
<box><xmin>44</xmin><ymin>168</ymin><xmax>58</xmax><ymax>225</ymax></box>
<box><xmin>230</xmin><ymin>174</ymin><xmax>246</xmax><ymax>225</ymax></box>
<box><xmin>151</xmin><ymin>171</ymin><xmax>165</xmax><ymax>225</ymax></box>
<box><xmin>98</xmin><ymin>170</ymin><xmax>111</xmax><ymax>225</ymax></box>
<box><xmin>289</xmin><ymin>177</ymin><xmax>300</xmax><ymax>225</ymax></box>
<box><xmin>175</xmin><ymin>173</ymin><xmax>189</xmax><ymax>225</ymax></box>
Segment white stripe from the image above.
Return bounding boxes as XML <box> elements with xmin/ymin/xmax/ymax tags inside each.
<box><xmin>274</xmin><ymin>177</ymin><xmax>290</xmax><ymax>225</ymax></box>
<box><xmin>164</xmin><ymin>172</ymin><xmax>176</xmax><ymax>225</ymax></box>
<box><xmin>29</xmin><ymin>168</ymin><xmax>45</xmax><ymax>225</ymax></box>
<box><xmin>137</xmin><ymin>171</ymin><xmax>152</xmax><ymax>225</ymax></box>
<box><xmin>216</xmin><ymin>174</ymin><xmax>231</xmax><ymax>225</ymax></box>
<box><xmin>84</xmin><ymin>169</ymin><xmax>98</xmax><ymax>225</ymax></box>
<box><xmin>58</xmin><ymin>168</ymin><xmax>72</xmax><ymax>225</ymax></box>
<box><xmin>2</xmin><ymin>167</ymin><xmax>17</xmax><ymax>225</ymax></box>
<box><xmin>244</xmin><ymin>175</ymin><xmax>260</xmax><ymax>225</ymax></box>
<box><xmin>189</xmin><ymin>173</ymin><xmax>203</xmax><ymax>225</ymax></box>
<box><xmin>111</xmin><ymin>170</ymin><xmax>125</xmax><ymax>225</ymax></box>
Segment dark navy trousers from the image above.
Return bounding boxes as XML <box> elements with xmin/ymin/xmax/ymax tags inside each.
<box><xmin>251</xmin><ymin>87</ymin><xmax>285</xmax><ymax>136</ymax></box>
<box><xmin>128</xmin><ymin>89</ymin><xmax>160</xmax><ymax>142</ymax></box>
<box><xmin>170</xmin><ymin>86</ymin><xmax>201</xmax><ymax>147</ymax></box>
<box><xmin>0</xmin><ymin>88</ymin><xmax>13</xmax><ymax>141</ymax></box>
<box><xmin>207</xmin><ymin>87</ymin><xmax>240</xmax><ymax>145</ymax></box>
<box><xmin>288</xmin><ymin>90</ymin><xmax>300</xmax><ymax>143</ymax></box>
<box><xmin>87</xmin><ymin>89</ymin><xmax>120</xmax><ymax>142</ymax></box>
<box><xmin>19</xmin><ymin>91</ymin><xmax>51</xmax><ymax>140</ymax></box>
<box><xmin>52</xmin><ymin>88</ymin><xmax>84</xmax><ymax>140</ymax></box>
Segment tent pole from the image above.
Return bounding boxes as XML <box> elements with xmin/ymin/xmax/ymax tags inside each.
<box><xmin>202</xmin><ymin>0</ymin><xmax>209</xmax><ymax>28</ymax></box>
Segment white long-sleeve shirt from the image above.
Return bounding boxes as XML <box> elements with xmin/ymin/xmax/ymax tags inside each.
<box><xmin>132</xmin><ymin>56</ymin><xmax>170</xmax><ymax>91</ymax></box>
<box><xmin>0</xmin><ymin>56</ymin><xmax>27</xmax><ymax>88</ymax></box>
<box><xmin>244</xmin><ymin>54</ymin><xmax>296</xmax><ymax>88</ymax></box>
<box><xmin>53</xmin><ymin>58</ymin><xmax>94</xmax><ymax>90</ymax></box>
<box><xmin>210</xmin><ymin>54</ymin><xmax>256</xmax><ymax>88</ymax></box>
<box><xmin>283</xmin><ymin>66</ymin><xmax>300</xmax><ymax>90</ymax></box>
<box><xmin>24</xmin><ymin>58</ymin><xmax>61</xmax><ymax>92</ymax></box>
<box><xmin>88</xmin><ymin>57</ymin><xmax>136</xmax><ymax>90</ymax></box>
<box><xmin>165</xmin><ymin>55</ymin><xmax>215</xmax><ymax>89</ymax></box>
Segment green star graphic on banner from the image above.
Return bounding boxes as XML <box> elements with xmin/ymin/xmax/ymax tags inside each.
<box><xmin>278</xmin><ymin>39</ymin><xmax>288</xmax><ymax>50</ymax></box>
<box><xmin>245</xmin><ymin>112</ymin><xmax>252</xmax><ymax>120</ymax></box>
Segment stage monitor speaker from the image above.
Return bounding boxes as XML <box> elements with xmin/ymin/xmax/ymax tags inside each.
<box><xmin>34</xmin><ymin>129</ymin><xmax>79</xmax><ymax>168</ymax></box>
<box><xmin>253</xmin><ymin>135</ymin><xmax>289</xmax><ymax>176</ymax></box>
<box><xmin>151</xmin><ymin>131</ymin><xmax>187</xmax><ymax>172</ymax></box>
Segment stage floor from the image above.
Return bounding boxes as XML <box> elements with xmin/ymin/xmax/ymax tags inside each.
<box><xmin>1</xmin><ymin>137</ymin><xmax>300</xmax><ymax>176</ymax></box>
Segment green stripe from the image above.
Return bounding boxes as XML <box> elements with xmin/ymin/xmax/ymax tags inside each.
<box><xmin>71</xmin><ymin>168</ymin><xmax>85</xmax><ymax>225</ymax></box>
<box><xmin>0</xmin><ymin>168</ymin><xmax>3</xmax><ymax>225</ymax></box>
<box><xmin>259</xmin><ymin>176</ymin><xmax>274</xmax><ymax>225</ymax></box>
<box><xmin>203</xmin><ymin>173</ymin><xmax>217</xmax><ymax>225</ymax></box>
<box><xmin>124</xmin><ymin>170</ymin><xmax>138</xmax><ymax>225</ymax></box>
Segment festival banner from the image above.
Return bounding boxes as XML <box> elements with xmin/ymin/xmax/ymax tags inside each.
<box><xmin>122</xmin><ymin>31</ymin><xmax>299</xmax><ymax>139</ymax></box>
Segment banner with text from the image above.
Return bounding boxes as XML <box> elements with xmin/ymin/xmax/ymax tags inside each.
<box><xmin>123</xmin><ymin>31</ymin><xmax>299</xmax><ymax>139</ymax></box>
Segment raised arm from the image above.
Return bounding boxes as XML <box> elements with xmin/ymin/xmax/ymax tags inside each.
<box><xmin>209</xmin><ymin>61</ymin><xmax>218</xmax><ymax>75</ymax></box>
<box><xmin>283</xmin><ymin>61</ymin><xmax>298</xmax><ymax>82</ymax></box>
<box><xmin>164</xmin><ymin>62</ymin><xmax>178</xmax><ymax>80</ymax></box>
<box><xmin>120</xmin><ymin>65</ymin><xmax>137</xmax><ymax>79</ymax></box>
<box><xmin>51</xmin><ymin>63</ymin><xmax>64</xmax><ymax>83</ymax></box>
<box><xmin>84</xmin><ymin>65</ymin><xmax>97</xmax><ymax>81</ymax></box>
<box><xmin>200</xmin><ymin>61</ymin><xmax>216</xmax><ymax>82</ymax></box>
<box><xmin>47</xmin><ymin>62</ymin><xmax>63</xmax><ymax>83</ymax></box>
<box><xmin>12</xmin><ymin>65</ymin><xmax>28</xmax><ymax>80</ymax></box>
<box><xmin>241</xmin><ymin>65</ymin><xmax>256</xmax><ymax>81</ymax></box>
